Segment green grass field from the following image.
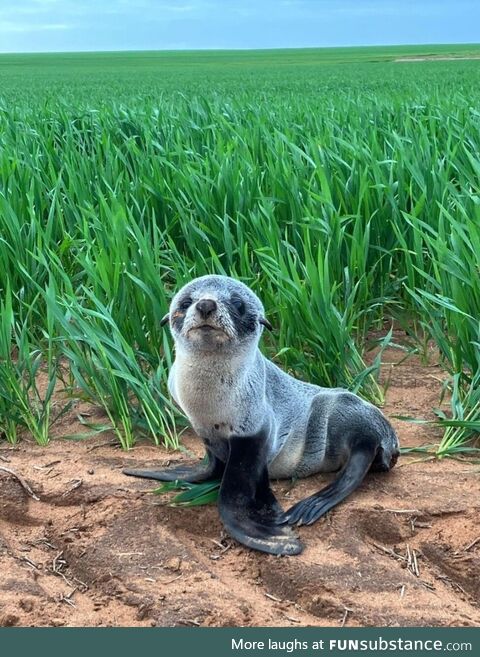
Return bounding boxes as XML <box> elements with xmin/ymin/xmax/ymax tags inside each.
<box><xmin>1</xmin><ymin>45</ymin><xmax>479</xmax><ymax>454</ymax></box>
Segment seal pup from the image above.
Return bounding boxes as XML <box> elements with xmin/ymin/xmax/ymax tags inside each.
<box><xmin>124</xmin><ymin>275</ymin><xmax>399</xmax><ymax>555</ymax></box>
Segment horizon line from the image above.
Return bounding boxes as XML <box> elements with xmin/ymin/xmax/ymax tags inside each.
<box><xmin>1</xmin><ymin>41</ymin><xmax>480</xmax><ymax>57</ymax></box>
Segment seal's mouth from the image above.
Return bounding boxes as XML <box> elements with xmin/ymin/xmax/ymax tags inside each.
<box><xmin>184</xmin><ymin>322</ymin><xmax>233</xmax><ymax>345</ymax></box>
<box><xmin>188</xmin><ymin>323</ymin><xmax>225</xmax><ymax>334</ymax></box>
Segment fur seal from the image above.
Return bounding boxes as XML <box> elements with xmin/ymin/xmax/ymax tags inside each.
<box><xmin>124</xmin><ymin>275</ymin><xmax>399</xmax><ymax>555</ymax></box>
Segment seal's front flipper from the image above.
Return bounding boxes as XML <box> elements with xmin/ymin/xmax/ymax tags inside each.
<box><xmin>220</xmin><ymin>504</ymin><xmax>302</xmax><ymax>555</ymax></box>
<box><xmin>123</xmin><ymin>450</ymin><xmax>225</xmax><ymax>483</ymax></box>
<box><xmin>281</xmin><ymin>440</ymin><xmax>377</xmax><ymax>527</ymax></box>
<box><xmin>218</xmin><ymin>433</ymin><xmax>302</xmax><ymax>556</ymax></box>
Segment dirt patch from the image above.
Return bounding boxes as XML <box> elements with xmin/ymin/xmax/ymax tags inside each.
<box><xmin>0</xmin><ymin>347</ymin><xmax>479</xmax><ymax>627</ymax></box>
<box><xmin>395</xmin><ymin>56</ymin><xmax>480</xmax><ymax>62</ymax></box>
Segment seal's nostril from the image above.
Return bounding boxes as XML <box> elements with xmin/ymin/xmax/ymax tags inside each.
<box><xmin>196</xmin><ymin>298</ymin><xmax>217</xmax><ymax>319</ymax></box>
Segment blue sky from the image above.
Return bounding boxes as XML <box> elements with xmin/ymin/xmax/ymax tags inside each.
<box><xmin>0</xmin><ymin>0</ymin><xmax>479</xmax><ymax>53</ymax></box>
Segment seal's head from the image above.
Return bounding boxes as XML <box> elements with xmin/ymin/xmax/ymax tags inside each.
<box><xmin>161</xmin><ymin>275</ymin><xmax>271</xmax><ymax>353</ymax></box>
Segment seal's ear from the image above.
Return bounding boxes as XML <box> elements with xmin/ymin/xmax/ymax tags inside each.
<box><xmin>259</xmin><ymin>317</ymin><xmax>273</xmax><ymax>332</ymax></box>
<box><xmin>160</xmin><ymin>313</ymin><xmax>170</xmax><ymax>327</ymax></box>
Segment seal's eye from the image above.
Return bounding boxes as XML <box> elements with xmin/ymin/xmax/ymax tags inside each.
<box><xmin>230</xmin><ymin>296</ymin><xmax>245</xmax><ymax>315</ymax></box>
<box><xmin>178</xmin><ymin>296</ymin><xmax>192</xmax><ymax>311</ymax></box>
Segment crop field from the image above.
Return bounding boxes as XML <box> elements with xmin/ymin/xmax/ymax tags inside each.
<box><xmin>1</xmin><ymin>45</ymin><xmax>480</xmax><ymax>628</ymax></box>
<box><xmin>1</xmin><ymin>44</ymin><xmax>479</xmax><ymax>455</ymax></box>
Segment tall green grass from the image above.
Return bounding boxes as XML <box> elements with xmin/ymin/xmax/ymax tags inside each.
<box><xmin>0</xmin><ymin>48</ymin><xmax>479</xmax><ymax>453</ymax></box>
<box><xmin>0</xmin><ymin>285</ymin><xmax>60</xmax><ymax>445</ymax></box>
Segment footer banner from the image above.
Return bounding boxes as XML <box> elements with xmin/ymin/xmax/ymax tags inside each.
<box><xmin>0</xmin><ymin>627</ymin><xmax>477</xmax><ymax>656</ymax></box>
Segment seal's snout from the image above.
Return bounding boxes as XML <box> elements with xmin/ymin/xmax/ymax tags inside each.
<box><xmin>196</xmin><ymin>298</ymin><xmax>217</xmax><ymax>319</ymax></box>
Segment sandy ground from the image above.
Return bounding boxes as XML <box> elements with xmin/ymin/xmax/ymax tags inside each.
<box><xmin>1</xmin><ymin>345</ymin><xmax>479</xmax><ymax>627</ymax></box>
<box><xmin>395</xmin><ymin>56</ymin><xmax>480</xmax><ymax>62</ymax></box>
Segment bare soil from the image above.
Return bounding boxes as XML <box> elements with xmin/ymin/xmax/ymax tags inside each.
<box><xmin>395</xmin><ymin>56</ymin><xmax>480</xmax><ymax>62</ymax></box>
<box><xmin>1</xmin><ymin>346</ymin><xmax>479</xmax><ymax>627</ymax></box>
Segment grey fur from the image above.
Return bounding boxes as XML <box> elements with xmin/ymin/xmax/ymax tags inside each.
<box><xmin>166</xmin><ymin>274</ymin><xmax>399</xmax><ymax>481</ymax></box>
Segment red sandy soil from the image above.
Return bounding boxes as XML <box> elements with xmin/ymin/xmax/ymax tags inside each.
<box><xmin>395</xmin><ymin>56</ymin><xmax>480</xmax><ymax>62</ymax></box>
<box><xmin>1</xmin><ymin>346</ymin><xmax>479</xmax><ymax>627</ymax></box>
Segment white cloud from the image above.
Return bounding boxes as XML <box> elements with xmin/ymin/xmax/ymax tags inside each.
<box><xmin>0</xmin><ymin>20</ymin><xmax>70</xmax><ymax>33</ymax></box>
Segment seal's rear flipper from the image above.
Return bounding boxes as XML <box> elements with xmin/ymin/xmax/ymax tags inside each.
<box><xmin>123</xmin><ymin>450</ymin><xmax>225</xmax><ymax>483</ymax></box>
<box><xmin>218</xmin><ymin>432</ymin><xmax>303</xmax><ymax>556</ymax></box>
<box><xmin>280</xmin><ymin>440</ymin><xmax>377</xmax><ymax>527</ymax></box>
